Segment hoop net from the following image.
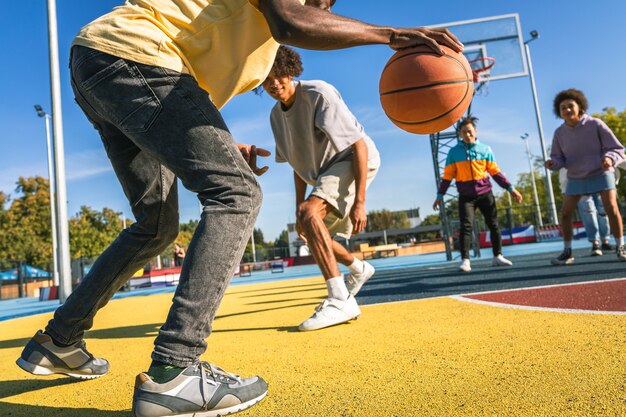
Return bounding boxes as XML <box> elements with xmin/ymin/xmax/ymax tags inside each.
<box><xmin>469</xmin><ymin>56</ymin><xmax>495</xmax><ymax>95</ymax></box>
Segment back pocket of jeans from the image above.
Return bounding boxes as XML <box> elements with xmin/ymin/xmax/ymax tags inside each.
<box><xmin>80</xmin><ymin>59</ymin><xmax>161</xmax><ymax>134</ymax></box>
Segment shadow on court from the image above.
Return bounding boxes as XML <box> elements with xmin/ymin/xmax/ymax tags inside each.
<box><xmin>0</xmin><ymin>401</ymin><xmax>131</xmax><ymax>416</ymax></box>
<box><xmin>0</xmin><ymin>378</ymin><xmax>81</xmax><ymax>400</ymax></box>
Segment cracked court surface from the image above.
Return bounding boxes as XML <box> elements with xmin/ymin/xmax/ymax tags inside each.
<box><xmin>0</xmin><ymin>243</ymin><xmax>624</xmax><ymax>416</ymax></box>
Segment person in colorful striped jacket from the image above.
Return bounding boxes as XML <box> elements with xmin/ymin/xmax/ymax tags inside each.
<box><xmin>433</xmin><ymin>115</ymin><xmax>523</xmax><ymax>272</ymax></box>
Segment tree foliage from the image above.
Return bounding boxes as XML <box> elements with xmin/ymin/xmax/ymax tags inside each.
<box><xmin>0</xmin><ymin>176</ymin><xmax>127</xmax><ymax>269</ymax></box>
<box><xmin>69</xmin><ymin>206</ymin><xmax>124</xmax><ymax>259</ymax></box>
<box><xmin>365</xmin><ymin>209</ymin><xmax>411</xmax><ymax>232</ymax></box>
<box><xmin>0</xmin><ymin>177</ymin><xmax>54</xmax><ymax>268</ymax></box>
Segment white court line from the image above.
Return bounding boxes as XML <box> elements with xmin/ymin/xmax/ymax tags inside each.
<box><xmin>363</xmin><ymin>277</ymin><xmax>626</xmax><ymax>315</ymax></box>
<box><xmin>450</xmin><ymin>277</ymin><xmax>626</xmax><ymax>315</ymax></box>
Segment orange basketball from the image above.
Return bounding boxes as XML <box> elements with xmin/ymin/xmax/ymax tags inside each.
<box><xmin>379</xmin><ymin>45</ymin><xmax>474</xmax><ymax>135</ymax></box>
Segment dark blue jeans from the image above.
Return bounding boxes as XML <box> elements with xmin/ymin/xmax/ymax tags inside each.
<box><xmin>45</xmin><ymin>46</ymin><xmax>262</xmax><ymax>367</ymax></box>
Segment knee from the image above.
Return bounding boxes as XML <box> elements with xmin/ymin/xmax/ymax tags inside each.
<box><xmin>158</xmin><ymin>217</ymin><xmax>180</xmax><ymax>247</ymax></box>
<box><xmin>131</xmin><ymin>210</ymin><xmax>179</xmax><ymax>251</ymax></box>
<box><xmin>296</xmin><ymin>202</ymin><xmax>320</xmax><ymax>229</ymax></box>
<box><xmin>560</xmin><ymin>208</ymin><xmax>574</xmax><ymax>220</ymax></box>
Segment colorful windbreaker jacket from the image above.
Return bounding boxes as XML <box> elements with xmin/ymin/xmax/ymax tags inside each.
<box><xmin>436</xmin><ymin>139</ymin><xmax>514</xmax><ymax>198</ymax></box>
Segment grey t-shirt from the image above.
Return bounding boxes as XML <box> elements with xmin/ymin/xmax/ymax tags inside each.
<box><xmin>270</xmin><ymin>80</ymin><xmax>379</xmax><ymax>185</ymax></box>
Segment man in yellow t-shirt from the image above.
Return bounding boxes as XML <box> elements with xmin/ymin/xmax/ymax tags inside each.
<box><xmin>16</xmin><ymin>1</ymin><xmax>463</xmax><ymax>416</ymax></box>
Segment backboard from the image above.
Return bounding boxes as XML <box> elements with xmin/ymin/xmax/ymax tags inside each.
<box><xmin>431</xmin><ymin>13</ymin><xmax>528</xmax><ymax>83</ymax></box>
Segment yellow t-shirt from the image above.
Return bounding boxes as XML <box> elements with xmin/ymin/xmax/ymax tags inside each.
<box><xmin>73</xmin><ymin>0</ymin><xmax>278</xmax><ymax>109</ymax></box>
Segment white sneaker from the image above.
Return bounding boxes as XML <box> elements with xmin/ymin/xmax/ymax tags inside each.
<box><xmin>492</xmin><ymin>254</ymin><xmax>513</xmax><ymax>267</ymax></box>
<box><xmin>459</xmin><ymin>259</ymin><xmax>471</xmax><ymax>272</ymax></box>
<box><xmin>346</xmin><ymin>261</ymin><xmax>375</xmax><ymax>296</ymax></box>
<box><xmin>298</xmin><ymin>296</ymin><xmax>361</xmax><ymax>331</ymax></box>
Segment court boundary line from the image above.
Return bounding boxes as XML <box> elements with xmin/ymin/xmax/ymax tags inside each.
<box><xmin>447</xmin><ymin>277</ymin><xmax>626</xmax><ymax>315</ymax></box>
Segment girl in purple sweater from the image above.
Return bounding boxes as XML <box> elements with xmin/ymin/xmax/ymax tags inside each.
<box><xmin>545</xmin><ymin>88</ymin><xmax>625</xmax><ymax>265</ymax></box>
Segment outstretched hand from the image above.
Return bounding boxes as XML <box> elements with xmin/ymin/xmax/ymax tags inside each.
<box><xmin>510</xmin><ymin>189</ymin><xmax>523</xmax><ymax>204</ymax></box>
<box><xmin>238</xmin><ymin>144</ymin><xmax>271</xmax><ymax>176</ymax></box>
<box><xmin>432</xmin><ymin>197</ymin><xmax>443</xmax><ymax>211</ymax></box>
<box><xmin>390</xmin><ymin>27</ymin><xmax>464</xmax><ymax>54</ymax></box>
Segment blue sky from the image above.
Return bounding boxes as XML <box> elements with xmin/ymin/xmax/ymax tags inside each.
<box><xmin>1</xmin><ymin>0</ymin><xmax>625</xmax><ymax>241</ymax></box>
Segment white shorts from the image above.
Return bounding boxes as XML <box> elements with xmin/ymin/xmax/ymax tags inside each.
<box><xmin>309</xmin><ymin>157</ymin><xmax>380</xmax><ymax>239</ymax></box>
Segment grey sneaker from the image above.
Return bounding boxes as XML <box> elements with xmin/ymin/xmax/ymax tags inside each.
<box><xmin>16</xmin><ymin>330</ymin><xmax>109</xmax><ymax>380</ymax></box>
<box><xmin>617</xmin><ymin>245</ymin><xmax>626</xmax><ymax>261</ymax></box>
<box><xmin>346</xmin><ymin>261</ymin><xmax>375</xmax><ymax>296</ymax></box>
<box><xmin>132</xmin><ymin>361</ymin><xmax>268</xmax><ymax>417</ymax></box>
<box><xmin>551</xmin><ymin>249</ymin><xmax>574</xmax><ymax>265</ymax></box>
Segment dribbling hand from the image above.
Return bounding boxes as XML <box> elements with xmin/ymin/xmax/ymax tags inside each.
<box><xmin>238</xmin><ymin>144</ymin><xmax>271</xmax><ymax>176</ymax></box>
<box><xmin>390</xmin><ymin>27</ymin><xmax>464</xmax><ymax>54</ymax></box>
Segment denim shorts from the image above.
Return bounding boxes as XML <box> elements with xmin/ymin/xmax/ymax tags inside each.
<box><xmin>564</xmin><ymin>171</ymin><xmax>616</xmax><ymax>196</ymax></box>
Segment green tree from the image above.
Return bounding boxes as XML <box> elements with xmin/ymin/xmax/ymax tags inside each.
<box><xmin>418</xmin><ymin>213</ymin><xmax>442</xmax><ymax>241</ymax></box>
<box><xmin>0</xmin><ymin>177</ymin><xmax>54</xmax><ymax>269</ymax></box>
<box><xmin>273</xmin><ymin>229</ymin><xmax>289</xmax><ymax>248</ymax></box>
<box><xmin>365</xmin><ymin>209</ymin><xmax>410</xmax><ymax>232</ymax></box>
<box><xmin>69</xmin><ymin>206</ymin><xmax>124</xmax><ymax>259</ymax></box>
<box><xmin>252</xmin><ymin>228</ymin><xmax>265</xmax><ymax>245</ymax></box>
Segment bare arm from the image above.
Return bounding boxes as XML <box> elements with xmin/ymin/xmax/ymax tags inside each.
<box><xmin>294</xmin><ymin>171</ymin><xmax>307</xmax><ymax>206</ymax></box>
<box><xmin>351</xmin><ymin>139</ymin><xmax>368</xmax><ymax>234</ymax></box>
<box><xmin>258</xmin><ymin>0</ymin><xmax>463</xmax><ymax>53</ymax></box>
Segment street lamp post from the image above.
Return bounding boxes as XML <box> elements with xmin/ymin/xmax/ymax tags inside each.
<box><xmin>44</xmin><ymin>0</ymin><xmax>73</xmax><ymax>302</ymax></box>
<box><xmin>35</xmin><ymin>105</ymin><xmax>60</xmax><ymax>287</ymax></box>
<box><xmin>521</xmin><ymin>133</ymin><xmax>544</xmax><ymax>227</ymax></box>
<box><xmin>524</xmin><ymin>30</ymin><xmax>559</xmax><ymax>225</ymax></box>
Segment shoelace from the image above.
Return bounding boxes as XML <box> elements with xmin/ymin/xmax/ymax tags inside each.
<box><xmin>76</xmin><ymin>340</ymin><xmax>95</xmax><ymax>361</ymax></box>
<box><xmin>314</xmin><ymin>299</ymin><xmax>330</xmax><ymax>312</ymax></box>
<box><xmin>195</xmin><ymin>361</ymin><xmax>242</xmax><ymax>409</ymax></box>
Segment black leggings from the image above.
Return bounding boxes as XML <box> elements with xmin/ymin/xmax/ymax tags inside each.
<box><xmin>459</xmin><ymin>191</ymin><xmax>501</xmax><ymax>259</ymax></box>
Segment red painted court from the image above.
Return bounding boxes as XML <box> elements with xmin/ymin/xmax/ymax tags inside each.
<box><xmin>458</xmin><ymin>278</ymin><xmax>626</xmax><ymax>312</ymax></box>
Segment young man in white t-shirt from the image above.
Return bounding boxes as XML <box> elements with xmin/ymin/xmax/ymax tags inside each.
<box><xmin>262</xmin><ymin>46</ymin><xmax>380</xmax><ymax>331</ymax></box>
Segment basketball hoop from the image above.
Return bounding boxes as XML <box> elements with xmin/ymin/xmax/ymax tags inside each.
<box><xmin>469</xmin><ymin>56</ymin><xmax>495</xmax><ymax>82</ymax></box>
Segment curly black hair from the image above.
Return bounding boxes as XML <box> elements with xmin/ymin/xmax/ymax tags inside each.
<box><xmin>456</xmin><ymin>114</ymin><xmax>479</xmax><ymax>133</ymax></box>
<box><xmin>254</xmin><ymin>46</ymin><xmax>303</xmax><ymax>96</ymax></box>
<box><xmin>271</xmin><ymin>45</ymin><xmax>303</xmax><ymax>78</ymax></box>
<box><xmin>553</xmin><ymin>88</ymin><xmax>588</xmax><ymax>118</ymax></box>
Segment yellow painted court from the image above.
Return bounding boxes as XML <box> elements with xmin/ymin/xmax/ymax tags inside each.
<box><xmin>0</xmin><ymin>276</ymin><xmax>625</xmax><ymax>416</ymax></box>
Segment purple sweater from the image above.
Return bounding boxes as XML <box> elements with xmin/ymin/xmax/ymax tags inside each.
<box><xmin>550</xmin><ymin>114</ymin><xmax>624</xmax><ymax>179</ymax></box>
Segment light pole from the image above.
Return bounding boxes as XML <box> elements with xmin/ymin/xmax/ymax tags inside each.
<box><xmin>521</xmin><ymin>133</ymin><xmax>543</xmax><ymax>227</ymax></box>
<box><xmin>524</xmin><ymin>31</ymin><xmax>559</xmax><ymax>225</ymax></box>
<box><xmin>45</xmin><ymin>0</ymin><xmax>72</xmax><ymax>302</ymax></box>
<box><xmin>35</xmin><ymin>105</ymin><xmax>60</xmax><ymax>287</ymax></box>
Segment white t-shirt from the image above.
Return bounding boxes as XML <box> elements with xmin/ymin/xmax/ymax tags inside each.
<box><xmin>270</xmin><ymin>80</ymin><xmax>379</xmax><ymax>185</ymax></box>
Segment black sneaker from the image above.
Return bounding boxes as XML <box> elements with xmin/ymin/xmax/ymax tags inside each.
<box><xmin>617</xmin><ymin>245</ymin><xmax>626</xmax><ymax>261</ymax></box>
<box><xmin>602</xmin><ymin>242</ymin><xmax>616</xmax><ymax>251</ymax></box>
<box><xmin>591</xmin><ymin>242</ymin><xmax>603</xmax><ymax>257</ymax></box>
<box><xmin>16</xmin><ymin>330</ymin><xmax>109</xmax><ymax>379</ymax></box>
<box><xmin>551</xmin><ymin>249</ymin><xmax>574</xmax><ymax>265</ymax></box>
<box><xmin>132</xmin><ymin>361</ymin><xmax>268</xmax><ymax>417</ymax></box>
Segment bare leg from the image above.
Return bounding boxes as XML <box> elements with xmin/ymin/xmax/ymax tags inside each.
<box><xmin>560</xmin><ymin>195</ymin><xmax>581</xmax><ymax>241</ymax></box>
<box><xmin>332</xmin><ymin>240</ymin><xmax>355</xmax><ymax>266</ymax></box>
<box><xmin>599</xmin><ymin>189</ymin><xmax>623</xmax><ymax>239</ymax></box>
<box><xmin>297</xmin><ymin>196</ymin><xmax>341</xmax><ymax>280</ymax></box>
